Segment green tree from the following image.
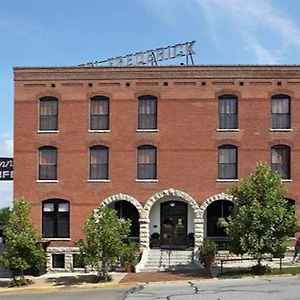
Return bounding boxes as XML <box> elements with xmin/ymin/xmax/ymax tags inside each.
<box><xmin>0</xmin><ymin>198</ymin><xmax>45</xmax><ymax>282</ymax></box>
<box><xmin>77</xmin><ymin>206</ymin><xmax>131</xmax><ymax>280</ymax></box>
<box><xmin>0</xmin><ymin>207</ymin><xmax>11</xmax><ymax>231</ymax></box>
<box><xmin>220</xmin><ymin>162</ymin><xmax>299</xmax><ymax>266</ymax></box>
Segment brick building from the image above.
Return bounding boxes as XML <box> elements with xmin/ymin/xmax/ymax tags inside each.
<box><xmin>14</xmin><ymin>65</ymin><xmax>300</xmax><ymax>271</ymax></box>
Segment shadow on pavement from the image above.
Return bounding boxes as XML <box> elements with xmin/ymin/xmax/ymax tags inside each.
<box><xmin>46</xmin><ymin>274</ymin><xmax>99</xmax><ymax>287</ymax></box>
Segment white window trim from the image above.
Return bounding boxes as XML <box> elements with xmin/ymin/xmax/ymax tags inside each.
<box><xmin>42</xmin><ymin>238</ymin><xmax>71</xmax><ymax>241</ymax></box>
<box><xmin>37</xmin><ymin>130</ymin><xmax>59</xmax><ymax>134</ymax></box>
<box><xmin>216</xmin><ymin>179</ymin><xmax>239</xmax><ymax>182</ymax></box>
<box><xmin>216</xmin><ymin>129</ymin><xmax>240</xmax><ymax>132</ymax></box>
<box><xmin>269</xmin><ymin>128</ymin><xmax>292</xmax><ymax>132</ymax></box>
<box><xmin>88</xmin><ymin>129</ymin><xmax>111</xmax><ymax>133</ymax></box>
<box><xmin>87</xmin><ymin>179</ymin><xmax>110</xmax><ymax>183</ymax></box>
<box><xmin>135</xmin><ymin>179</ymin><xmax>158</xmax><ymax>183</ymax></box>
<box><xmin>281</xmin><ymin>179</ymin><xmax>292</xmax><ymax>182</ymax></box>
<box><xmin>136</xmin><ymin>129</ymin><xmax>159</xmax><ymax>133</ymax></box>
<box><xmin>36</xmin><ymin>180</ymin><xmax>59</xmax><ymax>183</ymax></box>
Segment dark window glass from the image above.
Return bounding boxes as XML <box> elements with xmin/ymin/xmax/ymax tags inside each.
<box><xmin>39</xmin><ymin>97</ymin><xmax>58</xmax><ymax>131</ymax></box>
<box><xmin>271</xmin><ymin>95</ymin><xmax>291</xmax><ymax>129</ymax></box>
<box><xmin>52</xmin><ymin>254</ymin><xmax>65</xmax><ymax>268</ymax></box>
<box><xmin>43</xmin><ymin>200</ymin><xmax>69</xmax><ymax>238</ymax></box>
<box><xmin>138</xmin><ymin>145</ymin><xmax>156</xmax><ymax>179</ymax></box>
<box><xmin>271</xmin><ymin>145</ymin><xmax>290</xmax><ymax>179</ymax></box>
<box><xmin>90</xmin><ymin>146</ymin><xmax>108</xmax><ymax>179</ymax></box>
<box><xmin>218</xmin><ymin>145</ymin><xmax>237</xmax><ymax>179</ymax></box>
<box><xmin>90</xmin><ymin>96</ymin><xmax>109</xmax><ymax>130</ymax></box>
<box><xmin>138</xmin><ymin>96</ymin><xmax>157</xmax><ymax>129</ymax></box>
<box><xmin>39</xmin><ymin>146</ymin><xmax>57</xmax><ymax>180</ymax></box>
<box><xmin>218</xmin><ymin>95</ymin><xmax>238</xmax><ymax>129</ymax></box>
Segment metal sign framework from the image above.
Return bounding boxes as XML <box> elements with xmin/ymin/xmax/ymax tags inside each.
<box><xmin>78</xmin><ymin>41</ymin><xmax>196</xmax><ymax>67</ymax></box>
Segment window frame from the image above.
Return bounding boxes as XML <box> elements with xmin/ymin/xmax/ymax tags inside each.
<box><xmin>42</xmin><ymin>199</ymin><xmax>70</xmax><ymax>238</ymax></box>
<box><xmin>218</xmin><ymin>95</ymin><xmax>238</xmax><ymax>130</ymax></box>
<box><xmin>39</xmin><ymin>97</ymin><xmax>58</xmax><ymax>132</ymax></box>
<box><xmin>218</xmin><ymin>145</ymin><xmax>238</xmax><ymax>180</ymax></box>
<box><xmin>137</xmin><ymin>95</ymin><xmax>157</xmax><ymax>130</ymax></box>
<box><xmin>89</xmin><ymin>96</ymin><xmax>110</xmax><ymax>131</ymax></box>
<box><xmin>38</xmin><ymin>146</ymin><xmax>57</xmax><ymax>181</ymax></box>
<box><xmin>271</xmin><ymin>144</ymin><xmax>291</xmax><ymax>179</ymax></box>
<box><xmin>137</xmin><ymin>145</ymin><xmax>157</xmax><ymax>180</ymax></box>
<box><xmin>89</xmin><ymin>145</ymin><xmax>109</xmax><ymax>180</ymax></box>
<box><xmin>271</xmin><ymin>94</ymin><xmax>291</xmax><ymax>130</ymax></box>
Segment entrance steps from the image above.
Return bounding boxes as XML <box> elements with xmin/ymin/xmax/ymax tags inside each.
<box><xmin>136</xmin><ymin>249</ymin><xmax>201</xmax><ymax>272</ymax></box>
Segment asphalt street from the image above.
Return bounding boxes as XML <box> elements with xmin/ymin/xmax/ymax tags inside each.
<box><xmin>0</xmin><ymin>276</ymin><xmax>300</xmax><ymax>300</ymax></box>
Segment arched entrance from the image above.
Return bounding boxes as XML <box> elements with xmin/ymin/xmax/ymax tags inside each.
<box><xmin>143</xmin><ymin>188</ymin><xmax>201</xmax><ymax>249</ymax></box>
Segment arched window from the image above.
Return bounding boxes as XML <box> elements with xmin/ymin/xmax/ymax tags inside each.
<box><xmin>271</xmin><ymin>94</ymin><xmax>291</xmax><ymax>129</ymax></box>
<box><xmin>218</xmin><ymin>95</ymin><xmax>238</xmax><ymax>129</ymax></box>
<box><xmin>39</xmin><ymin>146</ymin><xmax>57</xmax><ymax>180</ymax></box>
<box><xmin>271</xmin><ymin>145</ymin><xmax>290</xmax><ymax>179</ymax></box>
<box><xmin>137</xmin><ymin>145</ymin><xmax>157</xmax><ymax>179</ymax></box>
<box><xmin>218</xmin><ymin>145</ymin><xmax>237</xmax><ymax>179</ymax></box>
<box><xmin>39</xmin><ymin>97</ymin><xmax>58</xmax><ymax>131</ymax></box>
<box><xmin>42</xmin><ymin>199</ymin><xmax>69</xmax><ymax>238</ymax></box>
<box><xmin>138</xmin><ymin>95</ymin><xmax>157</xmax><ymax>130</ymax></box>
<box><xmin>90</xmin><ymin>96</ymin><xmax>109</xmax><ymax>130</ymax></box>
<box><xmin>89</xmin><ymin>146</ymin><xmax>109</xmax><ymax>179</ymax></box>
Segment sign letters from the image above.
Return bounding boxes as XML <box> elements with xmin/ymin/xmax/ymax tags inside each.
<box><xmin>78</xmin><ymin>41</ymin><xmax>196</xmax><ymax>67</ymax></box>
<box><xmin>0</xmin><ymin>158</ymin><xmax>13</xmax><ymax>181</ymax></box>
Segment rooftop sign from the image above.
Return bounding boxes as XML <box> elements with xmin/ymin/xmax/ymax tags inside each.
<box><xmin>78</xmin><ymin>41</ymin><xmax>196</xmax><ymax>67</ymax></box>
<box><xmin>0</xmin><ymin>158</ymin><xmax>13</xmax><ymax>181</ymax></box>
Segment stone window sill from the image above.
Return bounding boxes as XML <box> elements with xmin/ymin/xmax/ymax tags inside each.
<box><xmin>216</xmin><ymin>129</ymin><xmax>239</xmax><ymax>132</ymax></box>
<box><xmin>135</xmin><ymin>179</ymin><xmax>158</xmax><ymax>183</ymax></box>
<box><xmin>88</xmin><ymin>129</ymin><xmax>110</xmax><ymax>133</ymax></box>
<box><xmin>87</xmin><ymin>179</ymin><xmax>110</xmax><ymax>183</ymax></box>
<box><xmin>281</xmin><ymin>179</ymin><xmax>292</xmax><ymax>182</ymax></box>
<box><xmin>269</xmin><ymin>129</ymin><xmax>292</xmax><ymax>132</ymax></box>
<box><xmin>42</xmin><ymin>238</ymin><xmax>71</xmax><ymax>241</ymax></box>
<box><xmin>36</xmin><ymin>180</ymin><xmax>58</xmax><ymax>183</ymax></box>
<box><xmin>136</xmin><ymin>129</ymin><xmax>159</xmax><ymax>133</ymax></box>
<box><xmin>216</xmin><ymin>179</ymin><xmax>239</xmax><ymax>182</ymax></box>
<box><xmin>37</xmin><ymin>130</ymin><xmax>59</xmax><ymax>134</ymax></box>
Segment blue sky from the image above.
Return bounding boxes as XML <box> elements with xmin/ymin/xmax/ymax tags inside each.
<box><xmin>1</xmin><ymin>0</ymin><xmax>300</xmax><ymax>207</ymax></box>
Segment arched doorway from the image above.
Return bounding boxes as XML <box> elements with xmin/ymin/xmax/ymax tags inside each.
<box><xmin>108</xmin><ymin>201</ymin><xmax>140</xmax><ymax>241</ymax></box>
<box><xmin>205</xmin><ymin>199</ymin><xmax>233</xmax><ymax>248</ymax></box>
<box><xmin>160</xmin><ymin>201</ymin><xmax>188</xmax><ymax>248</ymax></box>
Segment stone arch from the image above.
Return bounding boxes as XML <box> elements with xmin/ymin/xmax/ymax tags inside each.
<box><xmin>199</xmin><ymin>193</ymin><xmax>233</xmax><ymax>243</ymax></box>
<box><xmin>142</xmin><ymin>188</ymin><xmax>201</xmax><ymax>249</ymax></box>
<box><xmin>101</xmin><ymin>193</ymin><xmax>143</xmax><ymax>215</ymax></box>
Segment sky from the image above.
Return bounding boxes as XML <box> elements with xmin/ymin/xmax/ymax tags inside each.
<box><xmin>1</xmin><ymin>0</ymin><xmax>300</xmax><ymax>208</ymax></box>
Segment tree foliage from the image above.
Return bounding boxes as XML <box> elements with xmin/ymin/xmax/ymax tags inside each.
<box><xmin>0</xmin><ymin>198</ymin><xmax>45</xmax><ymax>280</ymax></box>
<box><xmin>77</xmin><ymin>206</ymin><xmax>131</xmax><ymax>279</ymax></box>
<box><xmin>220</xmin><ymin>162</ymin><xmax>299</xmax><ymax>263</ymax></box>
<box><xmin>0</xmin><ymin>207</ymin><xmax>11</xmax><ymax>231</ymax></box>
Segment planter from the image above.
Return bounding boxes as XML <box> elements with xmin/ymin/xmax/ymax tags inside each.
<box><xmin>202</xmin><ymin>255</ymin><xmax>215</xmax><ymax>267</ymax></box>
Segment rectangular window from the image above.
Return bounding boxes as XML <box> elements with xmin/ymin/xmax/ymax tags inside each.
<box><xmin>39</xmin><ymin>147</ymin><xmax>57</xmax><ymax>180</ymax></box>
<box><xmin>218</xmin><ymin>96</ymin><xmax>238</xmax><ymax>129</ymax></box>
<box><xmin>218</xmin><ymin>147</ymin><xmax>237</xmax><ymax>179</ymax></box>
<box><xmin>138</xmin><ymin>96</ymin><xmax>157</xmax><ymax>130</ymax></box>
<box><xmin>138</xmin><ymin>146</ymin><xmax>156</xmax><ymax>179</ymax></box>
<box><xmin>271</xmin><ymin>146</ymin><xmax>290</xmax><ymax>179</ymax></box>
<box><xmin>43</xmin><ymin>201</ymin><xmax>69</xmax><ymax>238</ymax></box>
<box><xmin>90</xmin><ymin>147</ymin><xmax>108</xmax><ymax>179</ymax></box>
<box><xmin>90</xmin><ymin>97</ymin><xmax>109</xmax><ymax>130</ymax></box>
<box><xmin>52</xmin><ymin>254</ymin><xmax>65</xmax><ymax>268</ymax></box>
<box><xmin>271</xmin><ymin>96</ymin><xmax>290</xmax><ymax>129</ymax></box>
<box><xmin>40</xmin><ymin>98</ymin><xmax>58</xmax><ymax>131</ymax></box>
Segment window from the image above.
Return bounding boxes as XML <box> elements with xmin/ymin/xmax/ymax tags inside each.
<box><xmin>42</xmin><ymin>199</ymin><xmax>69</xmax><ymax>238</ymax></box>
<box><xmin>218</xmin><ymin>95</ymin><xmax>238</xmax><ymax>129</ymax></box>
<box><xmin>89</xmin><ymin>146</ymin><xmax>108</xmax><ymax>180</ymax></box>
<box><xmin>52</xmin><ymin>254</ymin><xmax>65</xmax><ymax>268</ymax></box>
<box><xmin>39</xmin><ymin>97</ymin><xmax>58</xmax><ymax>131</ymax></box>
<box><xmin>271</xmin><ymin>95</ymin><xmax>291</xmax><ymax>129</ymax></box>
<box><xmin>138</xmin><ymin>95</ymin><xmax>157</xmax><ymax>130</ymax></box>
<box><xmin>137</xmin><ymin>145</ymin><xmax>157</xmax><ymax>179</ymax></box>
<box><xmin>271</xmin><ymin>145</ymin><xmax>290</xmax><ymax>179</ymax></box>
<box><xmin>39</xmin><ymin>146</ymin><xmax>57</xmax><ymax>180</ymax></box>
<box><xmin>218</xmin><ymin>145</ymin><xmax>237</xmax><ymax>179</ymax></box>
<box><xmin>90</xmin><ymin>96</ymin><xmax>109</xmax><ymax>130</ymax></box>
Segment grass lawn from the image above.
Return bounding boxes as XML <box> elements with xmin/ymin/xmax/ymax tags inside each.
<box><xmin>217</xmin><ymin>266</ymin><xmax>300</xmax><ymax>279</ymax></box>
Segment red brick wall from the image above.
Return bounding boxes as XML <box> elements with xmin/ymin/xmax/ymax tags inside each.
<box><xmin>14</xmin><ymin>66</ymin><xmax>300</xmax><ymax>243</ymax></box>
